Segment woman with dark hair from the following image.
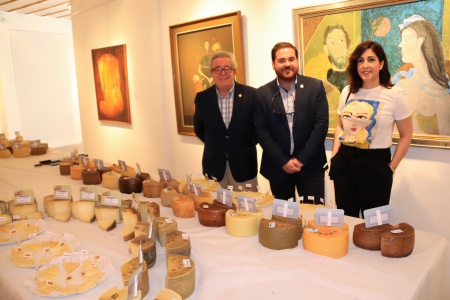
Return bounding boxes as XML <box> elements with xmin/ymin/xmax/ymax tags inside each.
<box><xmin>329</xmin><ymin>41</ymin><xmax>412</xmax><ymax>218</ymax></box>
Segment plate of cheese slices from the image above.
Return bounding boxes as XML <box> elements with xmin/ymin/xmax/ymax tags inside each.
<box><xmin>0</xmin><ymin>219</ymin><xmax>47</xmax><ymax>245</ymax></box>
<box><xmin>1</xmin><ymin>232</ymin><xmax>79</xmax><ymax>268</ymax></box>
<box><xmin>25</xmin><ymin>253</ymin><xmax>114</xmax><ymax>297</ymax></box>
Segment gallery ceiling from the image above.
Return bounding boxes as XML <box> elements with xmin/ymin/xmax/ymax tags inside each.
<box><xmin>0</xmin><ymin>0</ymin><xmax>71</xmax><ymax>20</ymax></box>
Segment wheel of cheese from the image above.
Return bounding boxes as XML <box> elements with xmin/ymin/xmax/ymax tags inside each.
<box><xmin>161</xmin><ymin>179</ymin><xmax>180</xmax><ymax>192</ymax></box>
<box><xmin>136</xmin><ymin>172</ymin><xmax>151</xmax><ymax>182</ymax></box>
<box><xmin>0</xmin><ymin>149</ymin><xmax>11</xmax><ymax>158</ymax></box>
<box><xmin>59</xmin><ymin>162</ymin><xmax>72</xmax><ymax>175</ymax></box>
<box><xmin>299</xmin><ymin>203</ymin><xmax>326</xmax><ymax>223</ymax></box>
<box><xmin>121</xmin><ymin>257</ymin><xmax>149</xmax><ymax>298</ymax></box>
<box><xmin>353</xmin><ymin>223</ymin><xmax>394</xmax><ymax>250</ymax></box>
<box><xmin>197</xmin><ymin>202</ymin><xmax>226</xmax><ymax>227</ymax></box>
<box><xmin>9</xmin><ymin>202</ymin><xmax>38</xmax><ymax>220</ymax></box>
<box><xmin>13</xmin><ymin>147</ymin><xmax>31</xmax><ymax>158</ymax></box>
<box><xmin>102</xmin><ymin>171</ymin><xmax>119</xmax><ymax>189</ymax></box>
<box><xmin>0</xmin><ymin>200</ymin><xmax>7</xmax><ymax>215</ymax></box>
<box><xmin>166</xmin><ymin>230</ymin><xmax>191</xmax><ymax>257</ymax></box>
<box><xmin>160</xmin><ymin>187</ymin><xmax>180</xmax><ymax>207</ymax></box>
<box><xmin>21</xmin><ymin>140</ymin><xmax>30</xmax><ymax>148</ymax></box>
<box><xmin>138</xmin><ymin>201</ymin><xmax>160</xmax><ymax>222</ymax></box>
<box><xmin>380</xmin><ymin>223</ymin><xmax>415</xmax><ymax>258</ymax></box>
<box><xmin>82</xmin><ymin>169</ymin><xmax>101</xmax><ymax>185</ymax></box>
<box><xmin>30</xmin><ymin>145</ymin><xmax>47</xmax><ymax>155</ymax></box>
<box><xmin>70</xmin><ymin>165</ymin><xmax>86</xmax><ymax>180</ymax></box>
<box><xmin>71</xmin><ymin>200</ymin><xmax>96</xmax><ymax>223</ymax></box>
<box><xmin>259</xmin><ymin>218</ymin><xmax>298</xmax><ymax>250</ymax></box>
<box><xmin>302</xmin><ymin>226</ymin><xmax>349</xmax><ymax>258</ymax></box>
<box><xmin>225</xmin><ymin>209</ymin><xmax>258</xmax><ymax>237</ymax></box>
<box><xmin>193</xmin><ymin>191</ymin><xmax>214</xmax><ymax>211</ymax></box>
<box><xmin>97</xmin><ymin>167</ymin><xmax>112</xmax><ymax>181</ymax></box>
<box><xmin>128</xmin><ymin>234</ymin><xmax>157</xmax><ymax>268</ymax></box>
<box><xmin>181</xmin><ymin>185</ymin><xmax>194</xmax><ymax>199</ymax></box>
<box><xmin>271</xmin><ymin>215</ymin><xmax>304</xmax><ymax>240</ymax></box>
<box><xmin>154</xmin><ymin>288</ymin><xmax>182</xmax><ymax>300</ymax></box>
<box><xmin>171</xmin><ymin>196</ymin><xmax>195</xmax><ymax>218</ymax></box>
<box><xmin>156</xmin><ymin>217</ymin><xmax>178</xmax><ymax>247</ymax></box>
<box><xmin>212</xmin><ymin>199</ymin><xmax>237</xmax><ymax>211</ymax></box>
<box><xmin>166</xmin><ymin>254</ymin><xmax>195</xmax><ymax>299</ymax></box>
<box><xmin>119</xmin><ymin>176</ymin><xmax>143</xmax><ymax>194</ymax></box>
<box><xmin>142</xmin><ymin>180</ymin><xmax>165</xmax><ymax>198</ymax></box>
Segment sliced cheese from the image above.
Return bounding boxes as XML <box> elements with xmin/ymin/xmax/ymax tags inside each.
<box><xmin>71</xmin><ymin>201</ymin><xmax>96</xmax><ymax>223</ymax></box>
<box><xmin>154</xmin><ymin>288</ymin><xmax>182</xmax><ymax>300</ymax></box>
<box><xmin>54</xmin><ymin>213</ymin><xmax>71</xmax><ymax>222</ymax></box>
<box><xmin>47</xmin><ymin>200</ymin><xmax>71</xmax><ymax>218</ymax></box>
<box><xmin>9</xmin><ymin>203</ymin><xmax>38</xmax><ymax>220</ymax></box>
<box><xmin>95</xmin><ymin>206</ymin><xmax>121</xmax><ymax>224</ymax></box>
<box><xmin>97</xmin><ymin>219</ymin><xmax>116</xmax><ymax>231</ymax></box>
<box><xmin>26</xmin><ymin>211</ymin><xmax>43</xmax><ymax>220</ymax></box>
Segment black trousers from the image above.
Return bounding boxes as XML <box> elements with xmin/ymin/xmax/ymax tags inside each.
<box><xmin>329</xmin><ymin>145</ymin><xmax>393</xmax><ymax>218</ymax></box>
<box><xmin>269</xmin><ymin>172</ymin><xmax>325</xmax><ymax>204</ymax></box>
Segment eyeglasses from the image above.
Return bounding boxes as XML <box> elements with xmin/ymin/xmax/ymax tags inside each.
<box><xmin>212</xmin><ymin>67</ymin><xmax>235</xmax><ymax>74</ymax></box>
<box><xmin>272</xmin><ymin>91</ymin><xmax>295</xmax><ymax>115</ymax></box>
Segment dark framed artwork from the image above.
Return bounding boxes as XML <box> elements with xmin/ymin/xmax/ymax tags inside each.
<box><xmin>169</xmin><ymin>11</ymin><xmax>245</xmax><ymax>136</ymax></box>
<box><xmin>293</xmin><ymin>0</ymin><xmax>450</xmax><ymax>148</ymax></box>
<box><xmin>91</xmin><ymin>44</ymin><xmax>131</xmax><ymax>124</ymax></box>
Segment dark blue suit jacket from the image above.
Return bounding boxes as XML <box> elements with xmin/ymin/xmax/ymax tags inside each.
<box><xmin>194</xmin><ymin>82</ymin><xmax>257</xmax><ymax>182</ymax></box>
<box><xmin>254</xmin><ymin>74</ymin><xmax>328</xmax><ymax>184</ymax></box>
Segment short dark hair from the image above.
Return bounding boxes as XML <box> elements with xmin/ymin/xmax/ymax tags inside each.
<box><xmin>347</xmin><ymin>41</ymin><xmax>392</xmax><ymax>93</ymax></box>
<box><xmin>271</xmin><ymin>42</ymin><xmax>298</xmax><ymax>62</ymax></box>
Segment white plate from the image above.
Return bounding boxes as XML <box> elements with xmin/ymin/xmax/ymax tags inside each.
<box><xmin>1</xmin><ymin>232</ymin><xmax>79</xmax><ymax>269</ymax></box>
<box><xmin>0</xmin><ymin>219</ymin><xmax>47</xmax><ymax>245</ymax></box>
<box><xmin>25</xmin><ymin>253</ymin><xmax>114</xmax><ymax>297</ymax></box>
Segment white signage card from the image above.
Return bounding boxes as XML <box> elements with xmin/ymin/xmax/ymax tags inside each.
<box><xmin>14</xmin><ymin>190</ymin><xmax>34</xmax><ymax>205</ymax></box>
<box><xmin>15</xmin><ymin>131</ymin><xmax>20</xmax><ymax>138</ymax></box>
<box><xmin>189</xmin><ymin>182</ymin><xmax>203</xmax><ymax>196</ymax></box>
<box><xmin>136</xmin><ymin>163</ymin><xmax>142</xmax><ymax>175</ymax></box>
<box><xmin>80</xmin><ymin>155</ymin><xmax>90</xmax><ymax>167</ymax></box>
<box><xmin>53</xmin><ymin>185</ymin><xmax>71</xmax><ymax>200</ymax></box>
<box><xmin>29</xmin><ymin>139</ymin><xmax>41</xmax><ymax>148</ymax></box>
<box><xmin>271</xmin><ymin>198</ymin><xmax>299</xmax><ymax>219</ymax></box>
<box><xmin>158</xmin><ymin>168</ymin><xmax>172</xmax><ymax>181</ymax></box>
<box><xmin>94</xmin><ymin>159</ymin><xmax>104</xmax><ymax>170</ymax></box>
<box><xmin>131</xmin><ymin>193</ymin><xmax>139</xmax><ymax>211</ymax></box>
<box><xmin>236</xmin><ymin>195</ymin><xmax>257</xmax><ymax>212</ymax></box>
<box><xmin>127</xmin><ymin>265</ymin><xmax>143</xmax><ymax>299</ymax></box>
<box><xmin>12</xmin><ymin>142</ymin><xmax>22</xmax><ymax>149</ymax></box>
<box><xmin>80</xmin><ymin>186</ymin><xmax>97</xmax><ymax>201</ymax></box>
<box><xmin>315</xmin><ymin>208</ymin><xmax>344</xmax><ymax>227</ymax></box>
<box><xmin>363</xmin><ymin>205</ymin><xmax>393</xmax><ymax>228</ymax></box>
<box><xmin>118</xmin><ymin>160</ymin><xmax>127</xmax><ymax>171</ymax></box>
<box><xmin>101</xmin><ymin>190</ymin><xmax>122</xmax><ymax>207</ymax></box>
<box><xmin>216</xmin><ymin>187</ymin><xmax>233</xmax><ymax>206</ymax></box>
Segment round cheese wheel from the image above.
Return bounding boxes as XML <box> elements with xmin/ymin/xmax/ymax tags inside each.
<box><xmin>380</xmin><ymin>222</ymin><xmax>415</xmax><ymax>258</ymax></box>
<box><xmin>121</xmin><ymin>257</ymin><xmax>149</xmax><ymax>298</ymax></box>
<box><xmin>13</xmin><ymin>147</ymin><xmax>31</xmax><ymax>158</ymax></box>
<box><xmin>166</xmin><ymin>254</ymin><xmax>195</xmax><ymax>299</ymax></box>
<box><xmin>118</xmin><ymin>176</ymin><xmax>143</xmax><ymax>194</ymax></box>
<box><xmin>197</xmin><ymin>202</ymin><xmax>226</xmax><ymax>227</ymax></box>
<box><xmin>166</xmin><ymin>230</ymin><xmax>191</xmax><ymax>257</ymax></box>
<box><xmin>302</xmin><ymin>226</ymin><xmax>349</xmax><ymax>258</ymax></box>
<box><xmin>102</xmin><ymin>171</ymin><xmax>119</xmax><ymax>189</ymax></box>
<box><xmin>161</xmin><ymin>179</ymin><xmax>180</xmax><ymax>192</ymax></box>
<box><xmin>193</xmin><ymin>191</ymin><xmax>213</xmax><ymax>211</ymax></box>
<box><xmin>82</xmin><ymin>169</ymin><xmax>101</xmax><ymax>185</ymax></box>
<box><xmin>30</xmin><ymin>145</ymin><xmax>47</xmax><ymax>155</ymax></box>
<box><xmin>259</xmin><ymin>218</ymin><xmax>298</xmax><ymax>250</ymax></box>
<box><xmin>353</xmin><ymin>223</ymin><xmax>393</xmax><ymax>251</ymax></box>
<box><xmin>171</xmin><ymin>196</ymin><xmax>195</xmax><ymax>218</ymax></box>
<box><xmin>0</xmin><ymin>149</ymin><xmax>12</xmax><ymax>158</ymax></box>
<box><xmin>225</xmin><ymin>209</ymin><xmax>258</xmax><ymax>237</ymax></box>
<box><xmin>160</xmin><ymin>187</ymin><xmax>179</xmax><ymax>207</ymax></box>
<box><xmin>142</xmin><ymin>180</ymin><xmax>165</xmax><ymax>198</ymax></box>
<box><xmin>272</xmin><ymin>215</ymin><xmax>303</xmax><ymax>240</ymax></box>
<box><xmin>59</xmin><ymin>162</ymin><xmax>72</xmax><ymax>175</ymax></box>
<box><xmin>70</xmin><ymin>165</ymin><xmax>86</xmax><ymax>180</ymax></box>
<box><xmin>129</xmin><ymin>235</ymin><xmax>156</xmax><ymax>269</ymax></box>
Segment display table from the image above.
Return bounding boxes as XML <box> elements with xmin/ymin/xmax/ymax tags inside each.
<box><xmin>0</xmin><ymin>150</ymin><xmax>449</xmax><ymax>300</ymax></box>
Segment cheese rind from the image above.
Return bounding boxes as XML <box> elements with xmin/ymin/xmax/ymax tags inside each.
<box><xmin>302</xmin><ymin>226</ymin><xmax>349</xmax><ymax>258</ymax></box>
<box><xmin>97</xmin><ymin>219</ymin><xmax>116</xmax><ymax>231</ymax></box>
<box><xmin>166</xmin><ymin>254</ymin><xmax>195</xmax><ymax>299</ymax></box>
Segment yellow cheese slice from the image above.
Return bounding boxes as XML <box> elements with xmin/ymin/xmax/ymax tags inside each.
<box><xmin>37</xmin><ymin>281</ymin><xmax>61</xmax><ymax>295</ymax></box>
<box><xmin>154</xmin><ymin>288</ymin><xmax>182</xmax><ymax>300</ymax></box>
<box><xmin>37</xmin><ymin>265</ymin><xmax>60</xmax><ymax>283</ymax></box>
<box><xmin>99</xmin><ymin>287</ymin><xmax>142</xmax><ymax>300</ymax></box>
<box><xmin>11</xmin><ymin>255</ymin><xmax>35</xmax><ymax>267</ymax></box>
<box><xmin>54</xmin><ymin>213</ymin><xmax>71</xmax><ymax>222</ymax></box>
<box><xmin>63</xmin><ymin>261</ymin><xmax>80</xmax><ymax>274</ymax></box>
<box><xmin>28</xmin><ymin>243</ymin><xmax>44</xmax><ymax>253</ymax></box>
<box><xmin>97</xmin><ymin>219</ymin><xmax>116</xmax><ymax>231</ymax></box>
<box><xmin>26</xmin><ymin>211</ymin><xmax>43</xmax><ymax>220</ymax></box>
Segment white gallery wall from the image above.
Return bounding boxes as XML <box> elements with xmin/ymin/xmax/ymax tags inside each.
<box><xmin>0</xmin><ymin>12</ymin><xmax>81</xmax><ymax>147</ymax></box>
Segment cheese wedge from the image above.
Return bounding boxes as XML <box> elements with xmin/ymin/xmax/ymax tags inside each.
<box><xmin>54</xmin><ymin>213</ymin><xmax>71</xmax><ymax>222</ymax></box>
<box><xmin>154</xmin><ymin>288</ymin><xmax>182</xmax><ymax>300</ymax></box>
<box><xmin>98</xmin><ymin>219</ymin><xmax>116</xmax><ymax>231</ymax></box>
<box><xmin>26</xmin><ymin>211</ymin><xmax>44</xmax><ymax>220</ymax></box>
<box><xmin>71</xmin><ymin>201</ymin><xmax>96</xmax><ymax>223</ymax></box>
<box><xmin>63</xmin><ymin>261</ymin><xmax>80</xmax><ymax>274</ymax></box>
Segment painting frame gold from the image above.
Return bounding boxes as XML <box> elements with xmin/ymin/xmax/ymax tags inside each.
<box><xmin>169</xmin><ymin>11</ymin><xmax>245</xmax><ymax>136</ymax></box>
<box><xmin>91</xmin><ymin>44</ymin><xmax>131</xmax><ymax>124</ymax></box>
<box><xmin>293</xmin><ymin>0</ymin><xmax>450</xmax><ymax>149</ymax></box>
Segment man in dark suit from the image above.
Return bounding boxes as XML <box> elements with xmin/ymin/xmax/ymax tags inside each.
<box><xmin>194</xmin><ymin>50</ymin><xmax>258</xmax><ymax>191</ymax></box>
<box><xmin>254</xmin><ymin>42</ymin><xmax>329</xmax><ymax>202</ymax></box>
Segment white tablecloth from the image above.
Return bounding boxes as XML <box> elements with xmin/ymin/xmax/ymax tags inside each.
<box><xmin>0</xmin><ymin>150</ymin><xmax>449</xmax><ymax>300</ymax></box>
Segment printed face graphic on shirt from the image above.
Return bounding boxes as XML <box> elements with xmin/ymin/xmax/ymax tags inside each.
<box><xmin>339</xmin><ymin>100</ymin><xmax>380</xmax><ymax>148</ymax></box>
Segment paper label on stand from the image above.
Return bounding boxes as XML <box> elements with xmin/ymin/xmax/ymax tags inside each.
<box><xmin>14</xmin><ymin>190</ymin><xmax>35</xmax><ymax>205</ymax></box>
<box><xmin>363</xmin><ymin>205</ymin><xmax>393</xmax><ymax>228</ymax></box>
<box><xmin>315</xmin><ymin>208</ymin><xmax>344</xmax><ymax>227</ymax></box>
<box><xmin>54</xmin><ymin>185</ymin><xmax>71</xmax><ymax>200</ymax></box>
<box><xmin>237</xmin><ymin>195</ymin><xmax>257</xmax><ymax>212</ymax></box>
<box><xmin>272</xmin><ymin>198</ymin><xmax>298</xmax><ymax>219</ymax></box>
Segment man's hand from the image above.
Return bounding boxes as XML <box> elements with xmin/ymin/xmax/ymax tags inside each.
<box><xmin>282</xmin><ymin>158</ymin><xmax>302</xmax><ymax>174</ymax></box>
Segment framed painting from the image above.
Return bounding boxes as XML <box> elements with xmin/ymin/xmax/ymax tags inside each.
<box><xmin>293</xmin><ymin>0</ymin><xmax>450</xmax><ymax>148</ymax></box>
<box><xmin>169</xmin><ymin>11</ymin><xmax>245</xmax><ymax>136</ymax></box>
<box><xmin>91</xmin><ymin>44</ymin><xmax>131</xmax><ymax>124</ymax></box>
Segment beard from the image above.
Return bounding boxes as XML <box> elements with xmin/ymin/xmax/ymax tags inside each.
<box><xmin>330</xmin><ymin>55</ymin><xmax>348</xmax><ymax>70</ymax></box>
<box><xmin>275</xmin><ymin>66</ymin><xmax>298</xmax><ymax>82</ymax></box>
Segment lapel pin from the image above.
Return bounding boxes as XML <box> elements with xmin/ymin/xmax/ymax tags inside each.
<box><xmin>300</xmin><ymin>84</ymin><xmax>304</xmax><ymax>89</ymax></box>
<box><xmin>238</xmin><ymin>94</ymin><xmax>242</xmax><ymax>98</ymax></box>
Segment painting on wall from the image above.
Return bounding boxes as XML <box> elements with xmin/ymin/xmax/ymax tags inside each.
<box><xmin>293</xmin><ymin>0</ymin><xmax>450</xmax><ymax>148</ymax></box>
<box><xmin>169</xmin><ymin>11</ymin><xmax>245</xmax><ymax>136</ymax></box>
<box><xmin>92</xmin><ymin>44</ymin><xmax>131</xmax><ymax>124</ymax></box>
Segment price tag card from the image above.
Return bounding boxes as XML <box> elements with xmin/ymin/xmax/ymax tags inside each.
<box><xmin>272</xmin><ymin>198</ymin><xmax>299</xmax><ymax>219</ymax></box>
<box><xmin>216</xmin><ymin>187</ymin><xmax>233</xmax><ymax>207</ymax></box>
<box><xmin>80</xmin><ymin>155</ymin><xmax>90</xmax><ymax>167</ymax></box>
<box><xmin>363</xmin><ymin>205</ymin><xmax>393</xmax><ymax>228</ymax></box>
<box><xmin>315</xmin><ymin>208</ymin><xmax>344</xmax><ymax>227</ymax></box>
<box><xmin>101</xmin><ymin>190</ymin><xmax>122</xmax><ymax>207</ymax></box>
<box><xmin>15</xmin><ymin>131</ymin><xmax>21</xmax><ymax>138</ymax></box>
<box><xmin>12</xmin><ymin>142</ymin><xmax>22</xmax><ymax>149</ymax></box>
<box><xmin>189</xmin><ymin>182</ymin><xmax>204</xmax><ymax>196</ymax></box>
<box><xmin>79</xmin><ymin>186</ymin><xmax>97</xmax><ymax>201</ymax></box>
<box><xmin>236</xmin><ymin>195</ymin><xmax>257</xmax><ymax>212</ymax></box>
<box><xmin>29</xmin><ymin>139</ymin><xmax>41</xmax><ymax>148</ymax></box>
<box><xmin>136</xmin><ymin>163</ymin><xmax>142</xmax><ymax>175</ymax></box>
<box><xmin>118</xmin><ymin>160</ymin><xmax>127</xmax><ymax>171</ymax></box>
<box><xmin>94</xmin><ymin>159</ymin><xmax>104</xmax><ymax>170</ymax></box>
<box><xmin>54</xmin><ymin>185</ymin><xmax>72</xmax><ymax>200</ymax></box>
<box><xmin>127</xmin><ymin>265</ymin><xmax>143</xmax><ymax>299</ymax></box>
<box><xmin>14</xmin><ymin>190</ymin><xmax>35</xmax><ymax>205</ymax></box>
<box><xmin>158</xmin><ymin>168</ymin><xmax>172</xmax><ymax>181</ymax></box>
<box><xmin>0</xmin><ymin>133</ymin><xmax>5</xmax><ymax>139</ymax></box>
<box><xmin>131</xmin><ymin>193</ymin><xmax>139</xmax><ymax>211</ymax></box>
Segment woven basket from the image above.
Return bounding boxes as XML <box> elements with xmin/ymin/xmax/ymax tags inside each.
<box><xmin>381</xmin><ymin>222</ymin><xmax>415</xmax><ymax>258</ymax></box>
<box><xmin>353</xmin><ymin>223</ymin><xmax>394</xmax><ymax>250</ymax></box>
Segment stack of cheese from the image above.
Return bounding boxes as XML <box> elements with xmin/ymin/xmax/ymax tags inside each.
<box><xmin>0</xmin><ymin>220</ymin><xmax>41</xmax><ymax>244</ymax></box>
<box><xmin>166</xmin><ymin>254</ymin><xmax>195</xmax><ymax>299</ymax></box>
<box><xmin>302</xmin><ymin>220</ymin><xmax>349</xmax><ymax>259</ymax></box>
<box><xmin>171</xmin><ymin>195</ymin><xmax>195</xmax><ymax>218</ymax></box>
<box><xmin>9</xmin><ymin>199</ymin><xmax>42</xmax><ymax>221</ymax></box>
<box><xmin>259</xmin><ymin>218</ymin><xmax>298</xmax><ymax>250</ymax></box>
<box><xmin>43</xmin><ymin>195</ymin><xmax>71</xmax><ymax>222</ymax></box>
<box><xmin>121</xmin><ymin>257</ymin><xmax>149</xmax><ymax>298</ymax></box>
<box><xmin>128</xmin><ymin>234</ymin><xmax>157</xmax><ymax>269</ymax></box>
<box><xmin>225</xmin><ymin>209</ymin><xmax>261</xmax><ymax>237</ymax></box>
<box><xmin>95</xmin><ymin>205</ymin><xmax>121</xmax><ymax>231</ymax></box>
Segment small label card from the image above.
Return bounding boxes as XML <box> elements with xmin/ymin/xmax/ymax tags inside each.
<box><xmin>131</xmin><ymin>193</ymin><xmax>139</xmax><ymax>211</ymax></box>
<box><xmin>216</xmin><ymin>187</ymin><xmax>233</xmax><ymax>207</ymax></box>
<box><xmin>236</xmin><ymin>195</ymin><xmax>257</xmax><ymax>212</ymax></box>
<box><xmin>127</xmin><ymin>265</ymin><xmax>143</xmax><ymax>299</ymax></box>
<box><xmin>118</xmin><ymin>160</ymin><xmax>127</xmax><ymax>171</ymax></box>
<box><xmin>80</xmin><ymin>186</ymin><xmax>97</xmax><ymax>201</ymax></box>
<box><xmin>15</xmin><ymin>131</ymin><xmax>21</xmax><ymax>138</ymax></box>
<box><xmin>363</xmin><ymin>205</ymin><xmax>393</xmax><ymax>228</ymax></box>
<box><xmin>136</xmin><ymin>163</ymin><xmax>142</xmax><ymax>175</ymax></box>
<box><xmin>158</xmin><ymin>168</ymin><xmax>172</xmax><ymax>181</ymax></box>
<box><xmin>29</xmin><ymin>139</ymin><xmax>41</xmax><ymax>148</ymax></box>
<box><xmin>14</xmin><ymin>189</ymin><xmax>34</xmax><ymax>205</ymax></box>
<box><xmin>12</xmin><ymin>142</ymin><xmax>22</xmax><ymax>149</ymax></box>
<box><xmin>188</xmin><ymin>182</ymin><xmax>204</xmax><ymax>196</ymax></box>
<box><xmin>315</xmin><ymin>208</ymin><xmax>344</xmax><ymax>227</ymax></box>
<box><xmin>272</xmin><ymin>198</ymin><xmax>299</xmax><ymax>219</ymax></box>
<box><xmin>101</xmin><ymin>190</ymin><xmax>122</xmax><ymax>207</ymax></box>
<box><xmin>81</xmin><ymin>155</ymin><xmax>90</xmax><ymax>167</ymax></box>
<box><xmin>54</xmin><ymin>185</ymin><xmax>72</xmax><ymax>200</ymax></box>
<box><xmin>94</xmin><ymin>159</ymin><xmax>104</xmax><ymax>170</ymax></box>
